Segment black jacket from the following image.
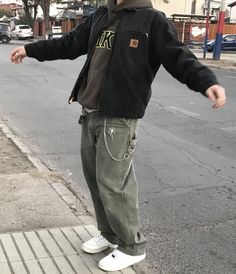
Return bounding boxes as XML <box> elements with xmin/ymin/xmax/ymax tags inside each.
<box><xmin>25</xmin><ymin>6</ymin><xmax>219</xmax><ymax>119</ymax></box>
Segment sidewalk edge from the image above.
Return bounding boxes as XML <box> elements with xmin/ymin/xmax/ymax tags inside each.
<box><xmin>0</xmin><ymin>120</ymin><xmax>48</xmax><ymax>172</ymax></box>
<box><xmin>0</xmin><ymin>119</ymin><xmax>95</xmax><ymax>224</ymax></box>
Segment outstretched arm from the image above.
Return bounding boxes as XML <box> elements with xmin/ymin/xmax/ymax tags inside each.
<box><xmin>10</xmin><ymin>12</ymin><xmax>94</xmax><ymax>63</ymax></box>
<box><xmin>150</xmin><ymin>12</ymin><xmax>226</xmax><ymax>109</ymax></box>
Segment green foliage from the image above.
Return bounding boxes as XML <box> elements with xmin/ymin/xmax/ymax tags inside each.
<box><xmin>15</xmin><ymin>14</ymin><xmax>34</xmax><ymax>26</ymax></box>
<box><xmin>0</xmin><ymin>8</ymin><xmax>13</xmax><ymax>18</ymax></box>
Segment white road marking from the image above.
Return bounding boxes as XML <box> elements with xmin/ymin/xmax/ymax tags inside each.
<box><xmin>151</xmin><ymin>99</ymin><xmax>200</xmax><ymax>118</ymax></box>
<box><xmin>167</xmin><ymin>106</ymin><xmax>200</xmax><ymax>118</ymax></box>
<box><xmin>220</xmin><ymin>126</ymin><xmax>236</xmax><ymax>134</ymax></box>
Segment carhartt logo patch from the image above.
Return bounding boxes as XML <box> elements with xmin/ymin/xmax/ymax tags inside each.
<box><xmin>129</xmin><ymin>39</ymin><xmax>139</xmax><ymax>48</ymax></box>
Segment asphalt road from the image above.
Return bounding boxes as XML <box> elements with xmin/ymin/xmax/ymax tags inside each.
<box><xmin>1</xmin><ymin>41</ymin><xmax>236</xmax><ymax>274</ymax></box>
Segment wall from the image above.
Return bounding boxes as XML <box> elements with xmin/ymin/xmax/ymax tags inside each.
<box><xmin>152</xmin><ymin>0</ymin><xmax>193</xmax><ymax>16</ymax></box>
<box><xmin>229</xmin><ymin>5</ymin><xmax>236</xmax><ymax>22</ymax></box>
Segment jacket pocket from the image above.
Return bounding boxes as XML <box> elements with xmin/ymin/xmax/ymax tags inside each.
<box><xmin>116</xmin><ymin>30</ymin><xmax>151</xmax><ymax>83</ymax></box>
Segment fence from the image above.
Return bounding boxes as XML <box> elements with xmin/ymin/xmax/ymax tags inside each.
<box><xmin>33</xmin><ymin>19</ymin><xmax>77</xmax><ymax>37</ymax></box>
<box><xmin>172</xmin><ymin>21</ymin><xmax>236</xmax><ymax>44</ymax></box>
<box><xmin>33</xmin><ymin>18</ymin><xmax>236</xmax><ymax>44</ymax></box>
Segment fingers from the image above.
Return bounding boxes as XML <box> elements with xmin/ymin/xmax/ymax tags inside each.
<box><xmin>206</xmin><ymin>85</ymin><xmax>226</xmax><ymax>109</ymax></box>
<box><xmin>11</xmin><ymin>51</ymin><xmax>23</xmax><ymax>64</ymax></box>
<box><xmin>10</xmin><ymin>47</ymin><xmax>26</xmax><ymax>64</ymax></box>
<box><xmin>206</xmin><ymin>90</ymin><xmax>216</xmax><ymax>102</ymax></box>
<box><xmin>213</xmin><ymin>97</ymin><xmax>226</xmax><ymax>109</ymax></box>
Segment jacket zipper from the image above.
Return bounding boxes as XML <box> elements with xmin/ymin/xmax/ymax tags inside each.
<box><xmin>69</xmin><ymin>9</ymin><xmax>108</xmax><ymax>103</ymax></box>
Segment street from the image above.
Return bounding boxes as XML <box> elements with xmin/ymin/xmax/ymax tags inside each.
<box><xmin>1</xmin><ymin>41</ymin><xmax>236</xmax><ymax>274</ymax></box>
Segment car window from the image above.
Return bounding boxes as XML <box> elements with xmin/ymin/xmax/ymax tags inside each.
<box><xmin>0</xmin><ymin>24</ymin><xmax>8</xmax><ymax>31</ymax></box>
<box><xmin>224</xmin><ymin>35</ymin><xmax>235</xmax><ymax>41</ymax></box>
<box><xmin>19</xmin><ymin>26</ymin><xmax>31</xmax><ymax>29</ymax></box>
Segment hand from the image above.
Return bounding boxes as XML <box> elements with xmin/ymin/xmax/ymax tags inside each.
<box><xmin>206</xmin><ymin>84</ymin><xmax>226</xmax><ymax>109</ymax></box>
<box><xmin>11</xmin><ymin>46</ymin><xmax>27</xmax><ymax>64</ymax></box>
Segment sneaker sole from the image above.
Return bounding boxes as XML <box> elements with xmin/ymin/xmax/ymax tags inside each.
<box><xmin>98</xmin><ymin>253</ymin><xmax>146</xmax><ymax>271</ymax></box>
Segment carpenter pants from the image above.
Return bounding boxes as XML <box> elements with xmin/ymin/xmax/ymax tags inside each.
<box><xmin>80</xmin><ymin>111</ymin><xmax>146</xmax><ymax>256</ymax></box>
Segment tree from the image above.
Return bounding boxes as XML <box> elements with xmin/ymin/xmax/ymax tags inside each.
<box><xmin>21</xmin><ymin>0</ymin><xmax>32</xmax><ymax>25</ymax></box>
<box><xmin>32</xmin><ymin>0</ymin><xmax>41</xmax><ymax>21</ymax></box>
<box><xmin>19</xmin><ymin>0</ymin><xmax>41</xmax><ymax>26</ymax></box>
<box><xmin>20</xmin><ymin>0</ymin><xmax>51</xmax><ymax>33</ymax></box>
<box><xmin>0</xmin><ymin>7</ymin><xmax>13</xmax><ymax>18</ymax></box>
<box><xmin>40</xmin><ymin>0</ymin><xmax>51</xmax><ymax>33</ymax></box>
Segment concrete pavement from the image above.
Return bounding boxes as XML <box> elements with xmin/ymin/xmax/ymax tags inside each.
<box><xmin>0</xmin><ymin>121</ymin><xmax>136</xmax><ymax>274</ymax></box>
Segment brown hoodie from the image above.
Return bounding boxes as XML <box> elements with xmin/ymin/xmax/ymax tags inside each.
<box><xmin>77</xmin><ymin>0</ymin><xmax>153</xmax><ymax>110</ymax></box>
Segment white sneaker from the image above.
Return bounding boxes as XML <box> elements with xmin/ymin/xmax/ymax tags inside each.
<box><xmin>98</xmin><ymin>249</ymin><xmax>146</xmax><ymax>271</ymax></box>
<box><xmin>82</xmin><ymin>235</ymin><xmax>118</xmax><ymax>254</ymax></box>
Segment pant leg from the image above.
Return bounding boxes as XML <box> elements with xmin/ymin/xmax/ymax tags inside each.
<box><xmin>80</xmin><ymin>113</ymin><xmax>117</xmax><ymax>242</ymax></box>
<box><xmin>95</xmin><ymin>115</ymin><xmax>146</xmax><ymax>256</ymax></box>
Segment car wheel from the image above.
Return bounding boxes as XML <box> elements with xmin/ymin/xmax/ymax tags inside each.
<box><xmin>2</xmin><ymin>36</ymin><xmax>10</xmax><ymax>44</ymax></box>
<box><xmin>207</xmin><ymin>48</ymin><xmax>213</xmax><ymax>52</ymax></box>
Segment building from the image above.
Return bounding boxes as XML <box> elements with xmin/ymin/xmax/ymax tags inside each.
<box><xmin>152</xmin><ymin>0</ymin><xmax>196</xmax><ymax>16</ymax></box>
<box><xmin>152</xmin><ymin>0</ymin><xmax>232</xmax><ymax>19</ymax></box>
<box><xmin>228</xmin><ymin>0</ymin><xmax>236</xmax><ymax>21</ymax></box>
<box><xmin>0</xmin><ymin>2</ymin><xmax>23</xmax><ymax>18</ymax></box>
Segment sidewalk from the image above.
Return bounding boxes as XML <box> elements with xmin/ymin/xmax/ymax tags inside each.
<box><xmin>191</xmin><ymin>48</ymin><xmax>236</xmax><ymax>71</ymax></box>
<box><xmin>0</xmin><ymin>121</ymin><xmax>136</xmax><ymax>274</ymax></box>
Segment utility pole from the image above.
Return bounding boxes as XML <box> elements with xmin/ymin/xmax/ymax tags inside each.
<box><xmin>213</xmin><ymin>0</ymin><xmax>226</xmax><ymax>60</ymax></box>
<box><xmin>203</xmin><ymin>0</ymin><xmax>211</xmax><ymax>59</ymax></box>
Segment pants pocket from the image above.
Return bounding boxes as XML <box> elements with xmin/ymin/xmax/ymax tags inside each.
<box><xmin>104</xmin><ymin>117</ymin><xmax>138</xmax><ymax>161</ymax></box>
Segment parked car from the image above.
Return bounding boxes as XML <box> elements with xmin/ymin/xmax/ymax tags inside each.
<box><xmin>203</xmin><ymin>34</ymin><xmax>236</xmax><ymax>52</ymax></box>
<box><xmin>0</xmin><ymin>22</ymin><xmax>12</xmax><ymax>44</ymax></box>
<box><xmin>48</xmin><ymin>26</ymin><xmax>63</xmax><ymax>39</ymax></box>
<box><xmin>11</xmin><ymin>25</ymin><xmax>33</xmax><ymax>40</ymax></box>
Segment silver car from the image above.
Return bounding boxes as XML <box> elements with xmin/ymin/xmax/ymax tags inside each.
<box><xmin>12</xmin><ymin>25</ymin><xmax>33</xmax><ymax>40</ymax></box>
<box><xmin>0</xmin><ymin>23</ymin><xmax>12</xmax><ymax>43</ymax></box>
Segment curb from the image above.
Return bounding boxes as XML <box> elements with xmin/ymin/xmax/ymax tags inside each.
<box><xmin>199</xmin><ymin>59</ymin><xmax>236</xmax><ymax>72</ymax></box>
<box><xmin>0</xmin><ymin>119</ymin><xmax>94</xmax><ymax>224</ymax></box>
<box><xmin>191</xmin><ymin>49</ymin><xmax>236</xmax><ymax>72</ymax></box>
<box><xmin>0</xmin><ymin>121</ymin><xmax>48</xmax><ymax>172</ymax></box>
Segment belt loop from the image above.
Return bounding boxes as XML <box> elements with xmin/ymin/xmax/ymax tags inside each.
<box><xmin>82</xmin><ymin>108</ymin><xmax>89</xmax><ymax>116</ymax></box>
<box><xmin>79</xmin><ymin>108</ymin><xmax>89</xmax><ymax>125</ymax></box>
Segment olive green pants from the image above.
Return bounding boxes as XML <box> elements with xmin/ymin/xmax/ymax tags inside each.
<box><xmin>80</xmin><ymin>111</ymin><xmax>146</xmax><ymax>255</ymax></box>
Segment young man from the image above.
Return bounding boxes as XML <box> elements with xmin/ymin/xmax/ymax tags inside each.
<box><xmin>11</xmin><ymin>0</ymin><xmax>226</xmax><ymax>271</ymax></box>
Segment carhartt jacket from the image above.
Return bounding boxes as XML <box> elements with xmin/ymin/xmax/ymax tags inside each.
<box><xmin>25</xmin><ymin>6</ymin><xmax>219</xmax><ymax>119</ymax></box>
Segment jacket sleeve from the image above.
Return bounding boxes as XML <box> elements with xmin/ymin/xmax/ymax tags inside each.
<box><xmin>24</xmin><ymin>15</ymin><xmax>93</xmax><ymax>61</ymax></box>
<box><xmin>150</xmin><ymin>12</ymin><xmax>219</xmax><ymax>95</ymax></box>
